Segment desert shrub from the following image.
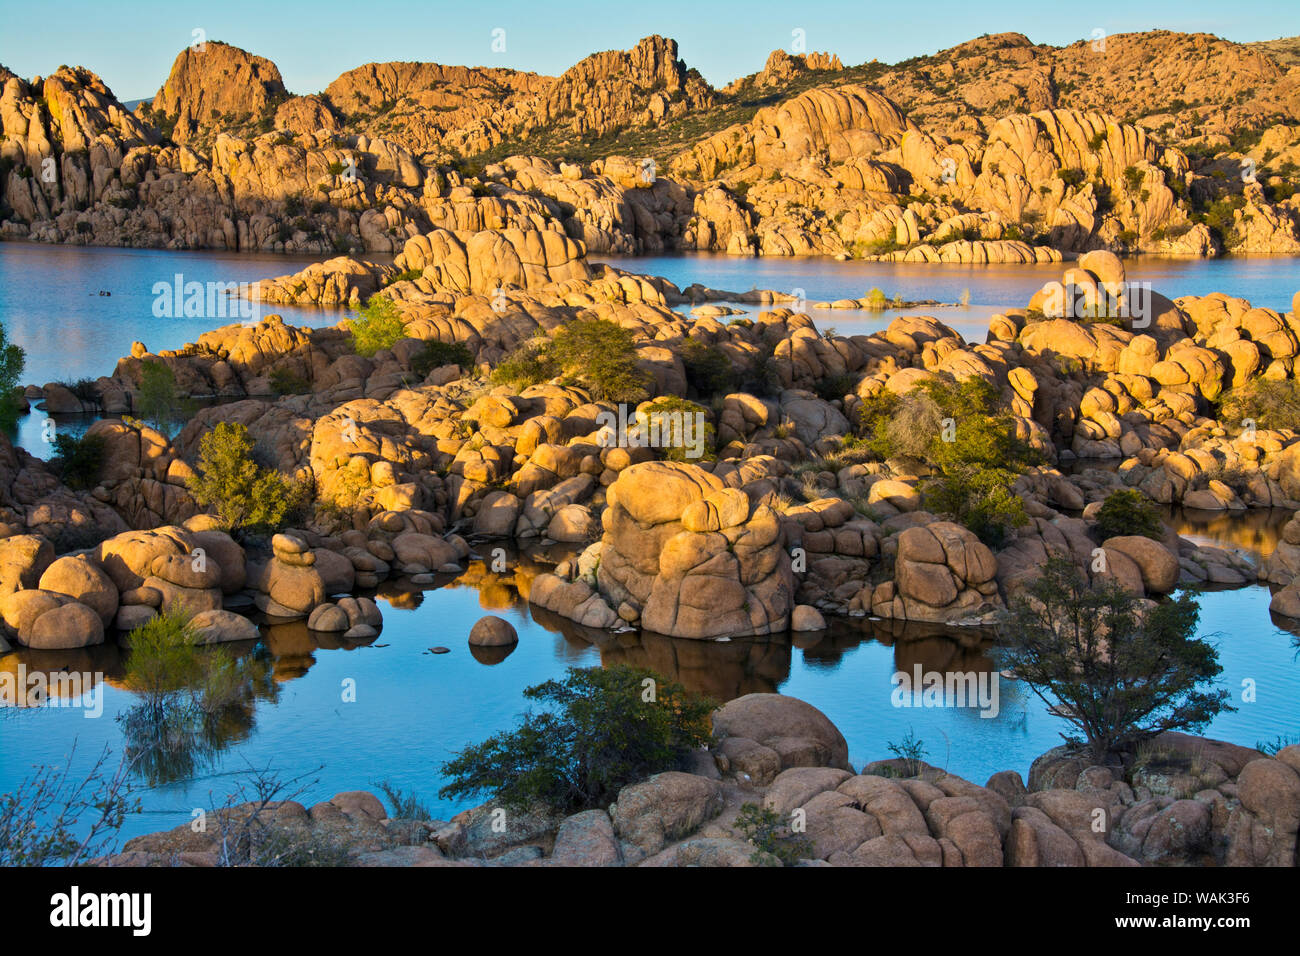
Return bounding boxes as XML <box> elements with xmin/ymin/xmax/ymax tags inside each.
<box><xmin>186</xmin><ymin>421</ymin><xmax>302</xmax><ymax>534</ymax></box>
<box><xmin>51</xmin><ymin>431</ymin><xmax>107</xmax><ymax>490</ymax></box>
<box><xmin>547</xmin><ymin>319</ymin><xmax>649</xmax><ymax>402</ymax></box>
<box><xmin>269</xmin><ymin>366</ymin><xmax>311</xmax><ymax>395</ymax></box>
<box><xmin>345</xmin><ymin>297</ymin><xmax>407</xmax><ymax>357</ymax></box>
<box><xmin>374</xmin><ymin>780</ymin><xmax>433</xmax><ymax>821</ymax></box>
<box><xmin>860</xmin><ymin>378</ymin><xmax>1040</xmax><ymax>546</ymax></box>
<box><xmin>0</xmin><ymin>748</ymin><xmax>136</xmax><ymax>866</ymax></box>
<box><xmin>925</xmin><ymin>464</ymin><xmax>1029</xmax><ymax>548</ymax></box>
<box><xmin>384</xmin><ymin>267</ymin><xmax>424</xmax><ymax>286</ymax></box>
<box><xmin>1218</xmin><ymin>378</ymin><xmax>1300</xmax><ymax>432</ymax></box>
<box><xmin>0</xmin><ymin>320</ymin><xmax>25</xmax><ymax>432</ymax></box>
<box><xmin>439</xmin><ymin>665</ymin><xmax>715</xmax><ymax>814</ymax></box>
<box><xmin>680</xmin><ymin>338</ymin><xmax>736</xmax><ymax>397</ymax></box>
<box><xmin>638</xmin><ymin>396</ymin><xmax>715</xmax><ymax>461</ymax></box>
<box><xmin>491</xmin><ymin>340</ymin><xmax>553</xmax><ymax>390</ymax></box>
<box><xmin>410</xmin><ymin>340</ymin><xmax>474</xmax><ymax>379</ymax></box>
<box><xmin>732</xmin><ymin>803</ymin><xmax>811</xmax><ymax>866</ymax></box>
<box><xmin>999</xmin><ymin>558</ymin><xmax>1233</xmax><ymax>763</ymax></box>
<box><xmin>887</xmin><ymin>729</ymin><xmax>929</xmax><ymax>777</ymax></box>
<box><xmin>1095</xmin><ymin>489</ymin><xmax>1164</xmax><ymax>541</ymax></box>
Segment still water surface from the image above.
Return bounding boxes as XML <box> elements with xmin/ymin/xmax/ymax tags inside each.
<box><xmin>1</xmin><ymin>244</ymin><xmax>1298</xmax><ymax>841</ymax></box>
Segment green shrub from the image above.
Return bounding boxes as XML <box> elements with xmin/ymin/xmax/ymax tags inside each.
<box><xmin>1218</xmin><ymin>378</ymin><xmax>1300</xmax><ymax>432</ymax></box>
<box><xmin>547</xmin><ymin>319</ymin><xmax>650</xmax><ymax>402</ymax></box>
<box><xmin>345</xmin><ymin>297</ymin><xmax>407</xmax><ymax>357</ymax></box>
<box><xmin>732</xmin><ymin>803</ymin><xmax>811</xmax><ymax>866</ymax></box>
<box><xmin>384</xmin><ymin>267</ymin><xmax>424</xmax><ymax>286</ymax></box>
<box><xmin>135</xmin><ymin>359</ymin><xmax>190</xmax><ymax>435</ymax></box>
<box><xmin>269</xmin><ymin>366</ymin><xmax>311</xmax><ymax>395</ymax></box>
<box><xmin>491</xmin><ymin>340</ymin><xmax>553</xmax><ymax>391</ymax></box>
<box><xmin>860</xmin><ymin>378</ymin><xmax>1040</xmax><ymax>546</ymax></box>
<box><xmin>374</xmin><ymin>780</ymin><xmax>433</xmax><ymax>821</ymax></box>
<box><xmin>410</xmin><ymin>340</ymin><xmax>475</xmax><ymax>379</ymax></box>
<box><xmin>1095</xmin><ymin>489</ymin><xmax>1164</xmax><ymax>541</ymax></box>
<box><xmin>924</xmin><ymin>464</ymin><xmax>1029</xmax><ymax>549</ymax></box>
<box><xmin>52</xmin><ymin>431</ymin><xmax>107</xmax><ymax>490</ymax></box>
<box><xmin>186</xmin><ymin>421</ymin><xmax>302</xmax><ymax>534</ymax></box>
<box><xmin>679</xmin><ymin>338</ymin><xmax>736</xmax><ymax>397</ymax></box>
<box><xmin>886</xmin><ymin>729</ymin><xmax>929</xmax><ymax>777</ymax></box>
<box><xmin>639</xmin><ymin>396</ymin><xmax>715</xmax><ymax>461</ymax></box>
<box><xmin>999</xmin><ymin>558</ymin><xmax>1233</xmax><ymax>763</ymax></box>
<box><xmin>439</xmin><ymin>665</ymin><xmax>715</xmax><ymax>814</ymax></box>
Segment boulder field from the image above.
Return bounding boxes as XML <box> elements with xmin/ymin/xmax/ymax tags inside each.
<box><xmin>100</xmin><ymin>693</ymin><xmax>1300</xmax><ymax>867</ymax></box>
<box><xmin>4</xmin><ymin>33</ymin><xmax>1300</xmax><ymax>259</ymax></box>
<box><xmin>3</xmin><ymin>248</ymin><xmax>1298</xmax><ymax>642</ymax></box>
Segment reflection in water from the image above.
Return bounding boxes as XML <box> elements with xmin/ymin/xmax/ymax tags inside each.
<box><xmin>530</xmin><ymin>603</ymin><xmax>999</xmax><ymax>705</ymax></box>
<box><xmin>1167</xmin><ymin>506</ymin><xmax>1289</xmax><ymax>562</ymax></box>
<box><xmin>4</xmin><ymin>530</ymin><xmax>1298</xmax><ymax>841</ymax></box>
<box><xmin>117</xmin><ymin>643</ymin><xmax>280</xmax><ymax>786</ymax></box>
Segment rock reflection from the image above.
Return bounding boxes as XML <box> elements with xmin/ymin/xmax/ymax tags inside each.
<box><xmin>1168</xmin><ymin>506</ymin><xmax>1289</xmax><ymax>561</ymax></box>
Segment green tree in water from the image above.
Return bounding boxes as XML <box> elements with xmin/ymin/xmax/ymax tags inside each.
<box><xmin>999</xmin><ymin>558</ymin><xmax>1233</xmax><ymax>763</ymax></box>
<box><xmin>0</xmin><ymin>321</ymin><xmax>27</xmax><ymax>432</ymax></box>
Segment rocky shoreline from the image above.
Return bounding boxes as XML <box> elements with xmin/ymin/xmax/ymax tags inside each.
<box><xmin>102</xmin><ymin>693</ymin><xmax>1300</xmax><ymax>867</ymax></box>
<box><xmin>4</xmin><ymin>245</ymin><xmax>1297</xmax><ymax>654</ymax></box>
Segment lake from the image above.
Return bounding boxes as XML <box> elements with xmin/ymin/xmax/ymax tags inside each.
<box><xmin>1</xmin><ymin>242</ymin><xmax>1298</xmax><ymax>842</ymax></box>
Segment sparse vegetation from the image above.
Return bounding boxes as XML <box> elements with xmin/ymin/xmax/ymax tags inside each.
<box><xmin>439</xmin><ymin>666</ymin><xmax>714</xmax><ymax>814</ymax></box>
<box><xmin>345</xmin><ymin>297</ymin><xmax>407</xmax><ymax>357</ymax></box>
<box><xmin>186</xmin><ymin>421</ymin><xmax>303</xmax><ymax>534</ymax></box>
<box><xmin>1095</xmin><ymin>489</ymin><xmax>1164</xmax><ymax>541</ymax></box>
<box><xmin>999</xmin><ymin>558</ymin><xmax>1233</xmax><ymax>763</ymax></box>
<box><xmin>732</xmin><ymin>802</ymin><xmax>811</xmax><ymax>866</ymax></box>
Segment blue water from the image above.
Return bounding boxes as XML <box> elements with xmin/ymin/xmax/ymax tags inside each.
<box><xmin>1</xmin><ymin>246</ymin><xmax>1298</xmax><ymax>845</ymax></box>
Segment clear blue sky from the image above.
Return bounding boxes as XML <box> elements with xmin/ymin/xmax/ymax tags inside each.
<box><xmin>3</xmin><ymin>0</ymin><xmax>1299</xmax><ymax>101</ymax></box>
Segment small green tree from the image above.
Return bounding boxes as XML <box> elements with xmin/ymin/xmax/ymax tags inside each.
<box><xmin>547</xmin><ymin>319</ymin><xmax>650</xmax><ymax>402</ymax></box>
<box><xmin>998</xmin><ymin>558</ymin><xmax>1233</xmax><ymax>763</ymax></box>
<box><xmin>52</xmin><ymin>431</ymin><xmax>107</xmax><ymax>490</ymax></box>
<box><xmin>346</xmin><ymin>297</ymin><xmax>407</xmax><ymax>357</ymax></box>
<box><xmin>119</xmin><ymin>606</ymin><xmax>276</xmax><ymax>785</ymax></box>
<box><xmin>135</xmin><ymin>359</ymin><xmax>188</xmax><ymax>435</ymax></box>
<box><xmin>186</xmin><ymin>421</ymin><xmax>301</xmax><ymax>534</ymax></box>
<box><xmin>1095</xmin><ymin>489</ymin><xmax>1164</xmax><ymax>541</ymax></box>
<box><xmin>410</xmin><ymin>339</ymin><xmax>475</xmax><ymax>379</ymax></box>
<box><xmin>0</xmin><ymin>320</ymin><xmax>26</xmax><ymax>432</ymax></box>
<box><xmin>733</xmin><ymin>803</ymin><xmax>811</xmax><ymax>866</ymax></box>
<box><xmin>440</xmin><ymin>666</ymin><xmax>715</xmax><ymax>814</ymax></box>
